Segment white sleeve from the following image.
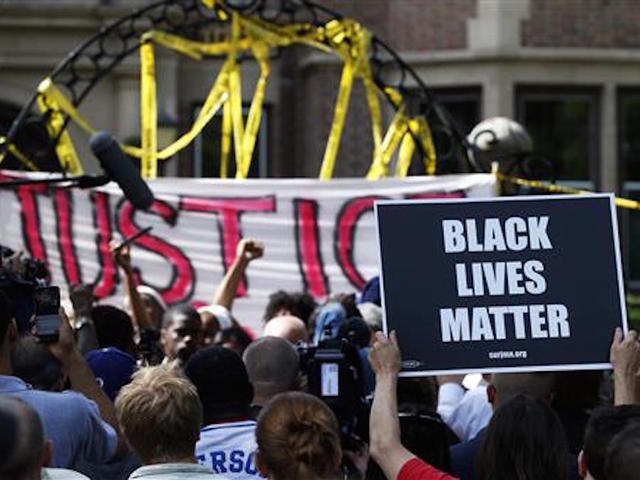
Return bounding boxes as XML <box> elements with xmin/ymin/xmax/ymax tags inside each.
<box><xmin>436</xmin><ymin>382</ymin><xmax>465</xmax><ymax>423</ymax></box>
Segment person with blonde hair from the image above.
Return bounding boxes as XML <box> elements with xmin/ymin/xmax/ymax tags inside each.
<box><xmin>255</xmin><ymin>391</ymin><xmax>342</xmax><ymax>480</ymax></box>
<box><xmin>115</xmin><ymin>365</ymin><xmax>228</xmax><ymax>479</ymax></box>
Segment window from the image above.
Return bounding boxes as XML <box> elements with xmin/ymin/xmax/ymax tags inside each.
<box><xmin>618</xmin><ymin>89</ymin><xmax>640</xmax><ymax>283</ymax></box>
<box><xmin>410</xmin><ymin>86</ymin><xmax>482</xmax><ymax>175</ymax></box>
<box><xmin>192</xmin><ymin>104</ymin><xmax>269</xmax><ymax>178</ymax></box>
<box><xmin>516</xmin><ymin>87</ymin><xmax>600</xmax><ymax>189</ymax></box>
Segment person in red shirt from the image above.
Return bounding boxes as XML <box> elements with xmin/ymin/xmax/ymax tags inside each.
<box><xmin>369</xmin><ymin>331</ymin><xmax>457</xmax><ymax>480</ymax></box>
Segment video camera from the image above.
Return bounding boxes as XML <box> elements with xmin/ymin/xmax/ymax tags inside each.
<box><xmin>297</xmin><ymin>322</ymin><xmax>371</xmax><ymax>469</ymax></box>
<box><xmin>0</xmin><ymin>246</ymin><xmax>49</xmax><ymax>332</ymax></box>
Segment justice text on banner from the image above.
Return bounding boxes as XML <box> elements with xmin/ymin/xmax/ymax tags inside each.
<box><xmin>0</xmin><ymin>172</ymin><xmax>495</xmax><ymax>332</ymax></box>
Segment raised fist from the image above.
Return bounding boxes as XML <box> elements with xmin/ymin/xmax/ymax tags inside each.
<box><xmin>236</xmin><ymin>239</ymin><xmax>264</xmax><ymax>263</ymax></box>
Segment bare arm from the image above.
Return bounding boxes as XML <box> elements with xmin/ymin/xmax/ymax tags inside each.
<box><xmin>48</xmin><ymin>310</ymin><xmax>128</xmax><ymax>457</ymax></box>
<box><xmin>69</xmin><ymin>283</ymin><xmax>99</xmax><ymax>354</ymax></box>
<box><xmin>369</xmin><ymin>331</ymin><xmax>415</xmax><ymax>480</ymax></box>
<box><xmin>112</xmin><ymin>244</ymin><xmax>154</xmax><ymax>332</ymax></box>
<box><xmin>610</xmin><ymin>327</ymin><xmax>640</xmax><ymax>406</ymax></box>
<box><xmin>212</xmin><ymin>239</ymin><xmax>264</xmax><ymax>311</ymax></box>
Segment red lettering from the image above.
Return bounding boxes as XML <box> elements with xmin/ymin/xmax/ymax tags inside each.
<box><xmin>294</xmin><ymin>199</ymin><xmax>328</xmax><ymax>299</ymax></box>
<box><xmin>91</xmin><ymin>192</ymin><xmax>117</xmax><ymax>299</ymax></box>
<box><xmin>53</xmin><ymin>189</ymin><xmax>82</xmax><ymax>286</ymax></box>
<box><xmin>117</xmin><ymin>199</ymin><xmax>195</xmax><ymax>305</ymax></box>
<box><xmin>180</xmin><ymin>196</ymin><xmax>276</xmax><ymax>297</ymax></box>
<box><xmin>16</xmin><ymin>183</ymin><xmax>49</xmax><ymax>267</ymax></box>
<box><xmin>335</xmin><ymin>196</ymin><xmax>386</xmax><ymax>290</ymax></box>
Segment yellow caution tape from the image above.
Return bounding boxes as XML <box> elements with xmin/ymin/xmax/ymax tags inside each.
<box><xmin>366</xmin><ymin>107</ymin><xmax>409</xmax><ymax>180</ymax></box>
<box><xmin>227</xmin><ymin>14</ymin><xmax>245</xmax><ymax>177</ymax></box>
<box><xmin>238</xmin><ymin>41</ymin><xmax>270</xmax><ymax>178</ymax></box>
<box><xmin>319</xmin><ymin>60</ymin><xmax>355</xmax><ymax>180</ymax></box>
<box><xmin>221</xmin><ymin>101</ymin><xmax>231</xmax><ymax>178</ymax></box>
<box><xmin>158</xmin><ymin>64</ymin><xmax>230</xmax><ymax>160</ymax></box>
<box><xmin>140</xmin><ymin>40</ymin><xmax>158</xmax><ymax>179</ymax></box>
<box><xmin>22</xmin><ymin>11</ymin><xmax>441</xmax><ymax>182</ymax></box>
<box><xmin>384</xmin><ymin>87</ymin><xmax>405</xmax><ymax>110</ymax></box>
<box><xmin>143</xmin><ymin>30</ymin><xmax>252</xmax><ymax>60</ymax></box>
<box><xmin>395</xmin><ymin>132</ymin><xmax>416</xmax><ymax>178</ymax></box>
<box><xmin>356</xmin><ymin>30</ymin><xmax>382</xmax><ymax>164</ymax></box>
<box><xmin>411</xmin><ymin>117</ymin><xmax>437</xmax><ymax>175</ymax></box>
<box><xmin>36</xmin><ymin>80</ymin><xmax>84</xmax><ymax>175</ymax></box>
<box><xmin>496</xmin><ymin>172</ymin><xmax>640</xmax><ymax>210</ymax></box>
<box><xmin>0</xmin><ymin>137</ymin><xmax>38</xmax><ymax>171</ymax></box>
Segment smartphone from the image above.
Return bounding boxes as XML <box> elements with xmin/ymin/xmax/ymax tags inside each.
<box><xmin>112</xmin><ymin>226</ymin><xmax>153</xmax><ymax>253</ymax></box>
<box><xmin>33</xmin><ymin>286</ymin><xmax>61</xmax><ymax>343</ymax></box>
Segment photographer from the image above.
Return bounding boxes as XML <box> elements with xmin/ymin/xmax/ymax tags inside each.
<box><xmin>0</xmin><ymin>289</ymin><xmax>127</xmax><ymax>474</ymax></box>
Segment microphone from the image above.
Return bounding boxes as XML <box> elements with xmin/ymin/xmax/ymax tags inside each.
<box><xmin>90</xmin><ymin>131</ymin><xmax>154</xmax><ymax>211</ymax></box>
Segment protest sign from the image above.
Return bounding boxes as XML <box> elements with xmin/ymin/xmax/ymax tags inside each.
<box><xmin>376</xmin><ymin>194</ymin><xmax>627</xmax><ymax>376</ymax></box>
<box><xmin>0</xmin><ymin>171</ymin><xmax>494</xmax><ymax>332</ymax></box>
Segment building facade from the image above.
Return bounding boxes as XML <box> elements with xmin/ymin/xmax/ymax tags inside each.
<box><xmin>2</xmin><ymin>0</ymin><xmax>640</xmax><ymax>282</ymax></box>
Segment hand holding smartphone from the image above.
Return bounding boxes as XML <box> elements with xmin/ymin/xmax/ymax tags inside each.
<box><xmin>33</xmin><ymin>286</ymin><xmax>61</xmax><ymax>343</ymax></box>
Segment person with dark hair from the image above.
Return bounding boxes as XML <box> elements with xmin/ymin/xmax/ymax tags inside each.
<box><xmin>185</xmin><ymin>346</ymin><xmax>260</xmax><ymax>478</ymax></box>
<box><xmin>216</xmin><ymin>325</ymin><xmax>252</xmax><ymax>356</ymax></box>
<box><xmin>604</xmin><ymin>423</ymin><xmax>640</xmax><ymax>480</ymax></box>
<box><xmin>0</xmin><ymin>396</ymin><xmax>51</xmax><ymax>480</ymax></box>
<box><xmin>0</xmin><ymin>396</ymin><xmax>89</xmax><ymax>479</ymax></box>
<box><xmin>90</xmin><ymin>305</ymin><xmax>136</xmax><ymax>356</ymax></box>
<box><xmin>242</xmin><ymin>337</ymin><xmax>300</xmax><ymax>418</ymax></box>
<box><xmin>263</xmin><ymin>291</ymin><xmax>294</xmax><ymax>324</ymax></box>
<box><xmin>263</xmin><ymin>290</ymin><xmax>317</xmax><ymax>326</ymax></box>
<box><xmin>579</xmin><ymin>405</ymin><xmax>640</xmax><ymax>480</ymax></box>
<box><xmin>115</xmin><ymin>365</ymin><xmax>225</xmax><ymax>479</ymax></box>
<box><xmin>451</xmin><ymin>370</ymin><xmax>581</xmax><ymax>480</ymax></box>
<box><xmin>255</xmin><ymin>392</ymin><xmax>343</xmax><ymax>480</ymax></box>
<box><xmin>338</xmin><ymin>317</ymin><xmax>371</xmax><ymax>349</ymax></box>
<box><xmin>161</xmin><ymin>305</ymin><xmax>203</xmax><ymax>366</ymax></box>
<box><xmin>0</xmin><ymin>289</ymin><xmax>126</xmax><ymax>473</ymax></box>
<box><xmin>575</xmin><ymin>327</ymin><xmax>640</xmax><ymax>480</ymax></box>
<box><xmin>11</xmin><ymin>335</ymin><xmax>66</xmax><ymax>392</ymax></box>
<box><xmin>552</xmin><ymin>371</ymin><xmax>604</xmax><ymax>455</ymax></box>
<box><xmin>477</xmin><ymin>395</ymin><xmax>568</xmax><ymax>480</ymax></box>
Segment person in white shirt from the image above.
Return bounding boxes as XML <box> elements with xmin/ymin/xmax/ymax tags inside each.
<box><xmin>185</xmin><ymin>346</ymin><xmax>260</xmax><ymax>479</ymax></box>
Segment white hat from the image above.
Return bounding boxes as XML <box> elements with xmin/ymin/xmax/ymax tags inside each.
<box><xmin>197</xmin><ymin>304</ymin><xmax>233</xmax><ymax>330</ymax></box>
<box><xmin>136</xmin><ymin>285</ymin><xmax>167</xmax><ymax>311</ymax></box>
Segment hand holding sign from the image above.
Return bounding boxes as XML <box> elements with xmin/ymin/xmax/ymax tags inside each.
<box><xmin>611</xmin><ymin>327</ymin><xmax>640</xmax><ymax>406</ymax></box>
<box><xmin>369</xmin><ymin>331</ymin><xmax>402</xmax><ymax>376</ymax></box>
<box><xmin>376</xmin><ymin>194</ymin><xmax>628</xmax><ymax>375</ymax></box>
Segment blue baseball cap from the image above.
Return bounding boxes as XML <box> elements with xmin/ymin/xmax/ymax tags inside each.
<box><xmin>85</xmin><ymin>347</ymin><xmax>136</xmax><ymax>401</ymax></box>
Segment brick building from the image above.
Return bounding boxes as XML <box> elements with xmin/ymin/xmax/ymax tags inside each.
<box><xmin>2</xmin><ymin>0</ymin><xmax>640</xmax><ymax>282</ymax></box>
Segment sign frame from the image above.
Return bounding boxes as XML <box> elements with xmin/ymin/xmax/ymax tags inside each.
<box><xmin>375</xmin><ymin>193</ymin><xmax>628</xmax><ymax>377</ymax></box>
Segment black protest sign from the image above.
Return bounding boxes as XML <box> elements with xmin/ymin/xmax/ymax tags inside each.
<box><xmin>375</xmin><ymin>194</ymin><xmax>627</xmax><ymax>376</ymax></box>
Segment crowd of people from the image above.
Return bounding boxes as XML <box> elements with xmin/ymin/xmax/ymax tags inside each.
<box><xmin>0</xmin><ymin>238</ymin><xmax>640</xmax><ymax>480</ymax></box>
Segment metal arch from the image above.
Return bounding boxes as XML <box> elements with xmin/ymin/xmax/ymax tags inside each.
<box><xmin>2</xmin><ymin>0</ymin><xmax>476</xmax><ymax>174</ymax></box>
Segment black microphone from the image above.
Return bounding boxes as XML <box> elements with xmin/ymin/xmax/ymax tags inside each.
<box><xmin>90</xmin><ymin>131</ymin><xmax>154</xmax><ymax>210</ymax></box>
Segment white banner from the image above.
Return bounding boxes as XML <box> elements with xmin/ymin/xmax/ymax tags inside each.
<box><xmin>0</xmin><ymin>173</ymin><xmax>495</xmax><ymax>332</ymax></box>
